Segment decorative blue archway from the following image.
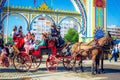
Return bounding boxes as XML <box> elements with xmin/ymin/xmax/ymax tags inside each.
<box><xmin>0</xmin><ymin>0</ymin><xmax>7</xmax><ymax>30</ymax></box>
<box><xmin>0</xmin><ymin>0</ymin><xmax>87</xmax><ymax>39</ymax></box>
<box><xmin>0</xmin><ymin>0</ymin><xmax>6</xmax><ymax>8</ymax></box>
<box><xmin>59</xmin><ymin>16</ymin><xmax>80</xmax><ymax>26</ymax></box>
<box><xmin>1</xmin><ymin>12</ymin><xmax>29</xmax><ymax>35</ymax></box>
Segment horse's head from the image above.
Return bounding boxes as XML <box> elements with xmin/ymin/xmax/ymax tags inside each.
<box><xmin>98</xmin><ymin>36</ymin><xmax>113</xmax><ymax>46</ymax></box>
<box><xmin>104</xmin><ymin>36</ymin><xmax>114</xmax><ymax>51</ymax></box>
<box><xmin>98</xmin><ymin>35</ymin><xmax>113</xmax><ymax>53</ymax></box>
<box><xmin>102</xmin><ymin>35</ymin><xmax>113</xmax><ymax>46</ymax></box>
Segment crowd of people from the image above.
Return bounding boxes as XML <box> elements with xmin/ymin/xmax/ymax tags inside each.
<box><xmin>11</xmin><ymin>23</ymin><xmax>65</xmax><ymax>54</ymax></box>
<box><xmin>0</xmin><ymin>23</ymin><xmax>66</xmax><ymax>67</ymax></box>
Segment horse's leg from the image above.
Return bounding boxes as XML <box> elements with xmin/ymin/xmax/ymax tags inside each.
<box><xmin>72</xmin><ymin>58</ymin><xmax>76</xmax><ymax>72</ymax></box>
<box><xmin>91</xmin><ymin>56</ymin><xmax>95</xmax><ymax>75</ymax></box>
<box><xmin>101</xmin><ymin>58</ymin><xmax>104</xmax><ymax>73</ymax></box>
<box><xmin>78</xmin><ymin>56</ymin><xmax>84</xmax><ymax>72</ymax></box>
<box><xmin>101</xmin><ymin>50</ymin><xmax>105</xmax><ymax>73</ymax></box>
<box><xmin>95</xmin><ymin>50</ymin><xmax>101</xmax><ymax>74</ymax></box>
<box><xmin>95</xmin><ymin>58</ymin><xmax>100</xmax><ymax>74</ymax></box>
<box><xmin>72</xmin><ymin>53</ymin><xmax>76</xmax><ymax>72</ymax></box>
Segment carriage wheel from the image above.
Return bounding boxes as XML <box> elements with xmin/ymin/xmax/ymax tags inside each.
<box><xmin>13</xmin><ymin>53</ymin><xmax>32</xmax><ymax>72</ymax></box>
<box><xmin>46</xmin><ymin>55</ymin><xmax>58</xmax><ymax>72</ymax></box>
<box><xmin>30</xmin><ymin>55</ymin><xmax>42</xmax><ymax>71</ymax></box>
<box><xmin>63</xmin><ymin>57</ymin><xmax>74</xmax><ymax>70</ymax></box>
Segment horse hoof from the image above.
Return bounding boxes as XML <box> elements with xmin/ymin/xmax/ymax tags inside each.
<box><xmin>81</xmin><ymin>70</ymin><xmax>84</xmax><ymax>72</ymax></box>
<box><xmin>92</xmin><ymin>72</ymin><xmax>96</xmax><ymax>75</ymax></box>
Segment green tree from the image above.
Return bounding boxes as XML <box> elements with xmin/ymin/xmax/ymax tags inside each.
<box><xmin>64</xmin><ymin>28</ymin><xmax>79</xmax><ymax>44</ymax></box>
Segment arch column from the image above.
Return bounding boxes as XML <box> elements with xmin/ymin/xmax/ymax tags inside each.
<box><xmin>72</xmin><ymin>0</ymin><xmax>87</xmax><ymax>42</ymax></box>
<box><xmin>72</xmin><ymin>0</ymin><xmax>106</xmax><ymax>42</ymax></box>
<box><xmin>0</xmin><ymin>0</ymin><xmax>7</xmax><ymax>31</ymax></box>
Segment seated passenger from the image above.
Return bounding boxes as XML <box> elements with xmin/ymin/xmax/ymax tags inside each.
<box><xmin>34</xmin><ymin>32</ymin><xmax>47</xmax><ymax>50</ymax></box>
<box><xmin>12</xmin><ymin>26</ymin><xmax>18</xmax><ymax>42</ymax></box>
<box><xmin>56</xmin><ymin>26</ymin><xmax>65</xmax><ymax>47</ymax></box>
<box><xmin>50</xmin><ymin>23</ymin><xmax>58</xmax><ymax>40</ymax></box>
<box><xmin>29</xmin><ymin>33</ymin><xmax>36</xmax><ymax>50</ymax></box>
<box><xmin>24</xmin><ymin>32</ymin><xmax>31</xmax><ymax>54</ymax></box>
<box><xmin>17</xmin><ymin>31</ymin><xmax>24</xmax><ymax>38</ymax></box>
<box><xmin>0</xmin><ymin>44</ymin><xmax>10</xmax><ymax>67</ymax></box>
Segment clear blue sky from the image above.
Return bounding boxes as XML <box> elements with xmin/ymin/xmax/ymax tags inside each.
<box><xmin>107</xmin><ymin>0</ymin><xmax>120</xmax><ymax>26</ymax></box>
<box><xmin>3</xmin><ymin>0</ymin><xmax>120</xmax><ymax>36</ymax></box>
<box><xmin>4</xmin><ymin>0</ymin><xmax>75</xmax><ymax>36</ymax></box>
<box><xmin>4</xmin><ymin>0</ymin><xmax>120</xmax><ymax>26</ymax></box>
<box><xmin>5</xmin><ymin>0</ymin><xmax>75</xmax><ymax>11</ymax></box>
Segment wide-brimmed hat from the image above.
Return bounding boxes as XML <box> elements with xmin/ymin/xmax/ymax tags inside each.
<box><xmin>42</xmin><ymin>32</ymin><xmax>48</xmax><ymax>37</ymax></box>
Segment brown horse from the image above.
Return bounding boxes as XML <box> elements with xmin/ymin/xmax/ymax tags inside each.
<box><xmin>70</xmin><ymin>35</ymin><xmax>113</xmax><ymax>74</ymax></box>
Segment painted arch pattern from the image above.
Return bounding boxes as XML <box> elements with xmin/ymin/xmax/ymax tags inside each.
<box><xmin>0</xmin><ymin>0</ymin><xmax>87</xmax><ymax>40</ymax></box>
<box><xmin>74</xmin><ymin>0</ymin><xmax>87</xmax><ymax>37</ymax></box>
<box><xmin>1</xmin><ymin>12</ymin><xmax>29</xmax><ymax>37</ymax></box>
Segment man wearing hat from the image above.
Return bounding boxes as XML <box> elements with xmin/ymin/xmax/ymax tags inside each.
<box><xmin>50</xmin><ymin>23</ymin><xmax>58</xmax><ymax>39</ymax></box>
<box><xmin>57</xmin><ymin>26</ymin><xmax>65</xmax><ymax>47</ymax></box>
<box><xmin>57</xmin><ymin>26</ymin><xmax>61</xmax><ymax>37</ymax></box>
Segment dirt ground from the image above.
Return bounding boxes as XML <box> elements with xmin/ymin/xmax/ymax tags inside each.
<box><xmin>0</xmin><ymin>58</ymin><xmax>120</xmax><ymax>80</ymax></box>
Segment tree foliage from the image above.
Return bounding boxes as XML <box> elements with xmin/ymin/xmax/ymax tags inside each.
<box><xmin>64</xmin><ymin>28</ymin><xmax>79</xmax><ymax>44</ymax></box>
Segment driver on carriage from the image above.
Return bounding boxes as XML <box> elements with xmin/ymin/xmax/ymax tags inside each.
<box><xmin>50</xmin><ymin>23</ymin><xmax>64</xmax><ymax>47</ymax></box>
<box><xmin>50</xmin><ymin>23</ymin><xmax>58</xmax><ymax>39</ymax></box>
<box><xmin>57</xmin><ymin>26</ymin><xmax>65</xmax><ymax>47</ymax></box>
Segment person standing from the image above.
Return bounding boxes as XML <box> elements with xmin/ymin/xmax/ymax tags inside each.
<box><xmin>18</xmin><ymin>26</ymin><xmax>23</xmax><ymax>37</ymax></box>
<box><xmin>24</xmin><ymin>32</ymin><xmax>31</xmax><ymax>54</ymax></box>
<box><xmin>18</xmin><ymin>26</ymin><xmax>22</xmax><ymax>32</ymax></box>
<box><xmin>12</xmin><ymin>26</ymin><xmax>18</xmax><ymax>42</ymax></box>
<box><xmin>118</xmin><ymin>42</ymin><xmax>120</xmax><ymax>53</ymax></box>
<box><xmin>57</xmin><ymin>26</ymin><xmax>64</xmax><ymax>47</ymax></box>
<box><xmin>50</xmin><ymin>23</ymin><xmax>58</xmax><ymax>40</ymax></box>
<box><xmin>109</xmin><ymin>44</ymin><xmax>119</xmax><ymax>62</ymax></box>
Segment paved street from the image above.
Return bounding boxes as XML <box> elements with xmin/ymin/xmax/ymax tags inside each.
<box><xmin>0</xmin><ymin>58</ymin><xmax>120</xmax><ymax>80</ymax></box>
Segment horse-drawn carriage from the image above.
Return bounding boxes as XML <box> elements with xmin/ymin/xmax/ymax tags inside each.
<box><xmin>12</xmin><ymin>36</ymin><xmax>76</xmax><ymax>72</ymax></box>
<box><xmin>0</xmin><ymin>29</ymin><xmax>113</xmax><ymax>74</ymax></box>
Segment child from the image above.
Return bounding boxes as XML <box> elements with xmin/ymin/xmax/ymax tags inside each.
<box><xmin>0</xmin><ymin>44</ymin><xmax>10</xmax><ymax>67</ymax></box>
